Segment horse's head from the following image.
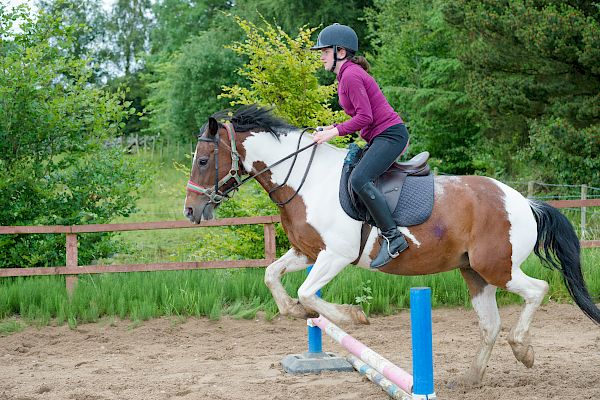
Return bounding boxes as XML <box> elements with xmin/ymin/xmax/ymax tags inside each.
<box><xmin>183</xmin><ymin>117</ymin><xmax>243</xmax><ymax>224</ymax></box>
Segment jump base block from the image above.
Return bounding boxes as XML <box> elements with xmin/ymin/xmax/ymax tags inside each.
<box><xmin>281</xmin><ymin>351</ymin><xmax>354</xmax><ymax>374</ymax></box>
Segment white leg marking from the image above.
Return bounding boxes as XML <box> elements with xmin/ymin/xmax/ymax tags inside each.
<box><xmin>505</xmin><ymin>268</ymin><xmax>549</xmax><ymax>367</ymax></box>
<box><xmin>297</xmin><ymin>250</ymin><xmax>364</xmax><ymax>324</ymax></box>
<box><xmin>465</xmin><ymin>284</ymin><xmax>501</xmax><ymax>384</ymax></box>
<box><xmin>494</xmin><ymin>178</ymin><xmax>548</xmax><ymax>367</ymax></box>
<box><xmin>264</xmin><ymin>248</ymin><xmax>310</xmax><ymax>316</ymax></box>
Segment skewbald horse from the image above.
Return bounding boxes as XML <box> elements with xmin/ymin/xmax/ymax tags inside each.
<box><xmin>184</xmin><ymin>105</ymin><xmax>600</xmax><ymax>386</ymax></box>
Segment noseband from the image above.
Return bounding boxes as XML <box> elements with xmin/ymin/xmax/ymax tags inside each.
<box><xmin>186</xmin><ymin>123</ymin><xmax>318</xmax><ymax>207</ymax></box>
<box><xmin>186</xmin><ymin>123</ymin><xmax>243</xmax><ymax>204</ymax></box>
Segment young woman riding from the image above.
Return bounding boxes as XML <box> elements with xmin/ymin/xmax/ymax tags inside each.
<box><xmin>311</xmin><ymin>23</ymin><xmax>410</xmax><ymax>269</ymax></box>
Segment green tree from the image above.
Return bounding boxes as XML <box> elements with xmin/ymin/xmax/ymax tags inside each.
<box><xmin>36</xmin><ymin>0</ymin><xmax>110</xmax><ymax>82</ymax></box>
<box><xmin>235</xmin><ymin>0</ymin><xmax>374</xmax><ymax>53</ymax></box>
<box><xmin>108</xmin><ymin>0</ymin><xmax>153</xmax><ymax>75</ymax></box>
<box><xmin>445</xmin><ymin>0</ymin><xmax>600</xmax><ymax>182</ymax></box>
<box><xmin>220</xmin><ymin>16</ymin><xmax>345</xmax><ymax>128</ymax></box>
<box><xmin>150</xmin><ymin>0</ymin><xmax>233</xmax><ymax>55</ymax></box>
<box><xmin>144</xmin><ymin>24</ymin><xmax>243</xmax><ymax>140</ymax></box>
<box><xmin>366</xmin><ymin>0</ymin><xmax>485</xmax><ymax>174</ymax></box>
<box><xmin>0</xmin><ymin>6</ymin><xmax>145</xmax><ymax>268</ymax></box>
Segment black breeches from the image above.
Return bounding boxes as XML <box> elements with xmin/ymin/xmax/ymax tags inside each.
<box><xmin>350</xmin><ymin>124</ymin><xmax>409</xmax><ymax>192</ymax></box>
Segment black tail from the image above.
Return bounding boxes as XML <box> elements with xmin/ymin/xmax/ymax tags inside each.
<box><xmin>529</xmin><ymin>200</ymin><xmax>600</xmax><ymax>325</ymax></box>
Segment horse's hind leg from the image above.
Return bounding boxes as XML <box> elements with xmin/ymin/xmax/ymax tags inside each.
<box><xmin>505</xmin><ymin>267</ymin><xmax>549</xmax><ymax>368</ymax></box>
<box><xmin>264</xmin><ymin>248</ymin><xmax>313</xmax><ymax>319</ymax></box>
<box><xmin>457</xmin><ymin>268</ymin><xmax>501</xmax><ymax>387</ymax></box>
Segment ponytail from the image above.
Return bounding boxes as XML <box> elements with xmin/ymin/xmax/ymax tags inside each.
<box><xmin>349</xmin><ymin>54</ymin><xmax>370</xmax><ymax>72</ymax></box>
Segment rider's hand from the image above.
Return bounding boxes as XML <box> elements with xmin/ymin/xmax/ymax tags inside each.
<box><xmin>313</xmin><ymin>127</ymin><xmax>339</xmax><ymax>144</ymax></box>
<box><xmin>316</xmin><ymin>125</ymin><xmax>334</xmax><ymax>131</ymax></box>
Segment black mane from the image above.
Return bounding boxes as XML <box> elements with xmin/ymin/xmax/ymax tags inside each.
<box><xmin>210</xmin><ymin>104</ymin><xmax>294</xmax><ymax>137</ymax></box>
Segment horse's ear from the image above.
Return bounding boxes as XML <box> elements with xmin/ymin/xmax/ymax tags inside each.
<box><xmin>208</xmin><ymin>117</ymin><xmax>219</xmax><ymax>137</ymax></box>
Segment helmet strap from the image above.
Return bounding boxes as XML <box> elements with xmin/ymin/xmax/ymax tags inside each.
<box><xmin>330</xmin><ymin>45</ymin><xmax>338</xmax><ymax>72</ymax></box>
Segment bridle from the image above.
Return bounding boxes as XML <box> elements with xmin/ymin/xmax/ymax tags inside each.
<box><xmin>186</xmin><ymin>122</ymin><xmax>318</xmax><ymax>207</ymax></box>
<box><xmin>186</xmin><ymin>123</ymin><xmax>243</xmax><ymax>204</ymax></box>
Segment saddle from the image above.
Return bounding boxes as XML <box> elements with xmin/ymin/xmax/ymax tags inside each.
<box><xmin>339</xmin><ymin>144</ymin><xmax>435</xmax><ymax>228</ymax></box>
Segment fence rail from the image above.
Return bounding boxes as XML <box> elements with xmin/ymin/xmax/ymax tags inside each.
<box><xmin>0</xmin><ymin>199</ymin><xmax>599</xmax><ymax>293</ymax></box>
<box><xmin>0</xmin><ymin>215</ymin><xmax>281</xmax><ymax>293</ymax></box>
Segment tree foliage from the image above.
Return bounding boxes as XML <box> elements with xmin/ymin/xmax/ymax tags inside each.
<box><xmin>150</xmin><ymin>0</ymin><xmax>233</xmax><ymax>55</ymax></box>
<box><xmin>144</xmin><ymin>24</ymin><xmax>243</xmax><ymax>140</ymax></box>
<box><xmin>367</xmin><ymin>0</ymin><xmax>485</xmax><ymax>173</ymax></box>
<box><xmin>107</xmin><ymin>0</ymin><xmax>153</xmax><ymax>75</ymax></box>
<box><xmin>220</xmin><ymin>16</ymin><xmax>346</xmax><ymax>127</ymax></box>
<box><xmin>235</xmin><ymin>0</ymin><xmax>374</xmax><ymax>53</ymax></box>
<box><xmin>0</xmin><ymin>6</ymin><xmax>145</xmax><ymax>268</ymax></box>
<box><xmin>36</xmin><ymin>0</ymin><xmax>110</xmax><ymax>81</ymax></box>
<box><xmin>444</xmin><ymin>0</ymin><xmax>599</xmax><ymax>182</ymax></box>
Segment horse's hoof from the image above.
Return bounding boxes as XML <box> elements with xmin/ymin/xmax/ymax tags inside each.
<box><xmin>518</xmin><ymin>345</ymin><xmax>535</xmax><ymax>368</ymax></box>
<box><xmin>348</xmin><ymin>305</ymin><xmax>370</xmax><ymax>325</ymax></box>
<box><xmin>286</xmin><ymin>300</ymin><xmax>315</xmax><ymax>319</ymax></box>
<box><xmin>510</xmin><ymin>342</ymin><xmax>535</xmax><ymax>368</ymax></box>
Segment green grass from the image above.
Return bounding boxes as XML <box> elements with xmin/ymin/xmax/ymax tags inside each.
<box><xmin>0</xmin><ymin>249</ymin><xmax>598</xmax><ymax>330</ymax></box>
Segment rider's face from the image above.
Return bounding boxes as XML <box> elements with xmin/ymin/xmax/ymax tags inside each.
<box><xmin>320</xmin><ymin>48</ymin><xmax>334</xmax><ymax>71</ymax></box>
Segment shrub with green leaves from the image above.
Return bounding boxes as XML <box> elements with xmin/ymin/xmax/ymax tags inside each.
<box><xmin>220</xmin><ymin>16</ymin><xmax>347</xmax><ymax>128</ymax></box>
<box><xmin>0</xmin><ymin>6</ymin><xmax>145</xmax><ymax>268</ymax></box>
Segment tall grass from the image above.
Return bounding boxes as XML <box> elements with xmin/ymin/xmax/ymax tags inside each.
<box><xmin>1</xmin><ymin>249</ymin><xmax>598</xmax><ymax>330</ymax></box>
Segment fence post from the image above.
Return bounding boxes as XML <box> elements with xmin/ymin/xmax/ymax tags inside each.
<box><xmin>65</xmin><ymin>233</ymin><xmax>78</xmax><ymax>296</ymax></box>
<box><xmin>264</xmin><ymin>223</ymin><xmax>276</xmax><ymax>262</ymax></box>
<box><xmin>528</xmin><ymin>181</ymin><xmax>535</xmax><ymax>198</ymax></box>
<box><xmin>581</xmin><ymin>184</ymin><xmax>587</xmax><ymax>240</ymax></box>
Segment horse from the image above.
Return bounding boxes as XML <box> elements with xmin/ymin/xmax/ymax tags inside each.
<box><xmin>183</xmin><ymin>105</ymin><xmax>600</xmax><ymax>386</ymax></box>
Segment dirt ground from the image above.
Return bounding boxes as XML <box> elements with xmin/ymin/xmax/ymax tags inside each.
<box><xmin>1</xmin><ymin>303</ymin><xmax>599</xmax><ymax>400</ymax></box>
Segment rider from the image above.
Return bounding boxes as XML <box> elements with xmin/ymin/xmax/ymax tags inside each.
<box><xmin>311</xmin><ymin>23</ymin><xmax>410</xmax><ymax>269</ymax></box>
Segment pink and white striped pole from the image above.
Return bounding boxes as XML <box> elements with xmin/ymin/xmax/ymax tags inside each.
<box><xmin>309</xmin><ymin>315</ymin><xmax>413</xmax><ymax>394</ymax></box>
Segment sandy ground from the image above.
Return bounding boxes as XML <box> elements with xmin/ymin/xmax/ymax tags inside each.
<box><xmin>1</xmin><ymin>303</ymin><xmax>599</xmax><ymax>400</ymax></box>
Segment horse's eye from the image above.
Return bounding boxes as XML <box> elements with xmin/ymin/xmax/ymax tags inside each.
<box><xmin>198</xmin><ymin>158</ymin><xmax>209</xmax><ymax>167</ymax></box>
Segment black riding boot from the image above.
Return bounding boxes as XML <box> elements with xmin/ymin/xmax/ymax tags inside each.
<box><xmin>356</xmin><ymin>182</ymin><xmax>408</xmax><ymax>269</ymax></box>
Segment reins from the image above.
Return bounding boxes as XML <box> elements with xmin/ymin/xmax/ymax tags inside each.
<box><xmin>187</xmin><ymin>124</ymin><xmax>318</xmax><ymax>207</ymax></box>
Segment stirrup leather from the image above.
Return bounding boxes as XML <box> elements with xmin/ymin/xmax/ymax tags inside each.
<box><xmin>382</xmin><ymin>235</ymin><xmax>400</xmax><ymax>258</ymax></box>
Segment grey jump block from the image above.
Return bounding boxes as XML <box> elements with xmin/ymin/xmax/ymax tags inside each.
<box><xmin>281</xmin><ymin>351</ymin><xmax>354</xmax><ymax>374</ymax></box>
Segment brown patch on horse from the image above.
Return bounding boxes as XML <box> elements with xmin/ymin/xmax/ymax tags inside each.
<box><xmin>251</xmin><ymin>161</ymin><xmax>325</xmax><ymax>262</ymax></box>
<box><xmin>460</xmin><ymin>268</ymin><xmax>488</xmax><ymax>297</ymax></box>
<box><xmin>374</xmin><ymin>176</ymin><xmax>513</xmax><ymax>289</ymax></box>
<box><xmin>461</xmin><ymin>177</ymin><xmax>514</xmax><ymax>288</ymax></box>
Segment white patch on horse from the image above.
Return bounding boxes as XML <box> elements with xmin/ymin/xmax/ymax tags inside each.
<box><xmin>435</xmin><ymin>175</ymin><xmax>461</xmax><ymax>197</ymax></box>
<box><xmin>399</xmin><ymin>227</ymin><xmax>421</xmax><ymax>247</ymax></box>
<box><xmin>355</xmin><ymin>227</ymin><xmax>379</xmax><ymax>269</ymax></box>
<box><xmin>492</xmin><ymin>179</ymin><xmax>538</xmax><ymax>268</ymax></box>
<box><xmin>242</xmin><ymin>130</ymin><xmax>363</xmax><ymax>258</ymax></box>
<box><xmin>184</xmin><ymin>150</ymin><xmax>198</xmax><ymax>207</ymax></box>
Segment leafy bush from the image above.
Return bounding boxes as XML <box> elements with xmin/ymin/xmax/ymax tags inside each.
<box><xmin>0</xmin><ymin>6</ymin><xmax>145</xmax><ymax>268</ymax></box>
<box><xmin>220</xmin><ymin>16</ymin><xmax>346</xmax><ymax>128</ymax></box>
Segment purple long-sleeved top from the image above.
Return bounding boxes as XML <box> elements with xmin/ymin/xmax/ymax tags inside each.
<box><xmin>335</xmin><ymin>61</ymin><xmax>403</xmax><ymax>143</ymax></box>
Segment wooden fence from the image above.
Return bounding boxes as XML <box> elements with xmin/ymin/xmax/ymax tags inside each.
<box><xmin>0</xmin><ymin>198</ymin><xmax>598</xmax><ymax>293</ymax></box>
<box><xmin>0</xmin><ymin>216</ymin><xmax>281</xmax><ymax>293</ymax></box>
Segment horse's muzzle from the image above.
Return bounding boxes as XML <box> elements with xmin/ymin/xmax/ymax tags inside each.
<box><xmin>183</xmin><ymin>203</ymin><xmax>215</xmax><ymax>224</ymax></box>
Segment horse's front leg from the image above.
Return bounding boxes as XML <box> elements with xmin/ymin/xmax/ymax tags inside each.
<box><xmin>297</xmin><ymin>250</ymin><xmax>369</xmax><ymax>325</ymax></box>
<box><xmin>264</xmin><ymin>248</ymin><xmax>314</xmax><ymax>319</ymax></box>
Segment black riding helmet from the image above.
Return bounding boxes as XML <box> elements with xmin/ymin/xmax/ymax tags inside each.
<box><xmin>310</xmin><ymin>23</ymin><xmax>358</xmax><ymax>72</ymax></box>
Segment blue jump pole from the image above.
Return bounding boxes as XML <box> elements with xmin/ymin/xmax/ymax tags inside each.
<box><xmin>410</xmin><ymin>287</ymin><xmax>436</xmax><ymax>399</ymax></box>
<box><xmin>306</xmin><ymin>265</ymin><xmax>323</xmax><ymax>354</ymax></box>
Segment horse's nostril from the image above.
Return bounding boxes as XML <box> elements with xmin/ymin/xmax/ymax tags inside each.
<box><xmin>184</xmin><ymin>207</ymin><xmax>194</xmax><ymax>219</ymax></box>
